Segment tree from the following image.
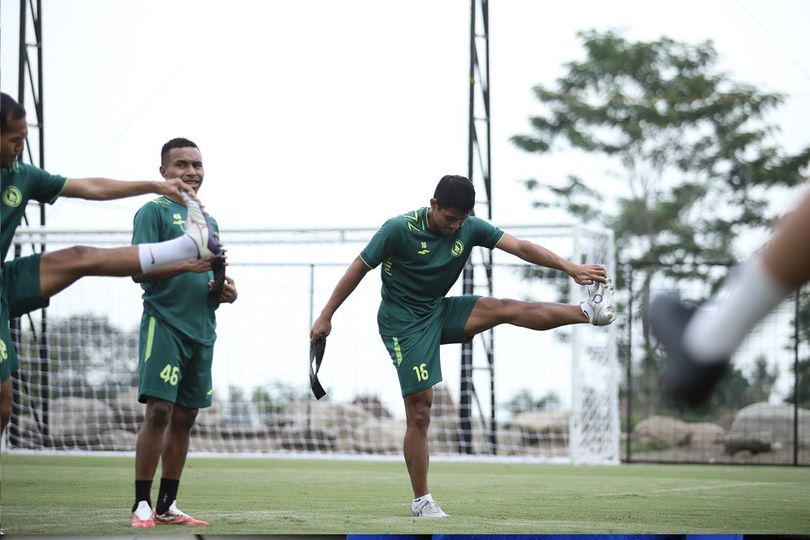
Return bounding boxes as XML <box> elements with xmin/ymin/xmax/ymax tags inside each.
<box><xmin>512</xmin><ymin>30</ymin><xmax>810</xmax><ymax>413</ymax></box>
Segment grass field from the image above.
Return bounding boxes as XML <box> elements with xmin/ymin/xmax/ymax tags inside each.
<box><xmin>2</xmin><ymin>454</ymin><xmax>809</xmax><ymax>535</ymax></box>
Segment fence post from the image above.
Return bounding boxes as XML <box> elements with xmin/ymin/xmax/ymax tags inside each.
<box><xmin>625</xmin><ymin>265</ymin><xmax>634</xmax><ymax>463</ymax></box>
<box><xmin>794</xmin><ymin>289</ymin><xmax>800</xmax><ymax>466</ymax></box>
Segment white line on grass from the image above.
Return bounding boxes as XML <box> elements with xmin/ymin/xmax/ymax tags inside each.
<box><xmin>602</xmin><ymin>481</ymin><xmax>783</xmax><ymax>497</ymax></box>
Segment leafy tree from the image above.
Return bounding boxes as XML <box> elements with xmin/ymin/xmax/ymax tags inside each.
<box><xmin>512</xmin><ymin>30</ymin><xmax>810</xmax><ymax>414</ymax></box>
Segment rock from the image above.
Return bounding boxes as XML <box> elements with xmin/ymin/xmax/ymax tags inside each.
<box><xmin>632</xmin><ymin>416</ymin><xmax>690</xmax><ymax>448</ymax></box>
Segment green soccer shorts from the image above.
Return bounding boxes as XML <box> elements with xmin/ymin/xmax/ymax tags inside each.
<box><xmin>138</xmin><ymin>313</ymin><xmax>214</xmax><ymax>409</ymax></box>
<box><xmin>381</xmin><ymin>295</ymin><xmax>480</xmax><ymax>397</ymax></box>
<box><xmin>1</xmin><ymin>254</ymin><xmax>49</xmax><ymax>382</ymax></box>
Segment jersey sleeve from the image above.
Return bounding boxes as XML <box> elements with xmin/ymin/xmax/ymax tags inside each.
<box><xmin>359</xmin><ymin>217</ymin><xmax>400</xmax><ymax>269</ymax></box>
<box><xmin>469</xmin><ymin>216</ymin><xmax>504</xmax><ymax>249</ymax></box>
<box><xmin>28</xmin><ymin>166</ymin><xmax>68</xmax><ymax>204</ymax></box>
<box><xmin>131</xmin><ymin>202</ymin><xmax>163</xmax><ymax>245</ymax></box>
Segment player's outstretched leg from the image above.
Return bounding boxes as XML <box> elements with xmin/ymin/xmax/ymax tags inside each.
<box><xmin>650</xmin><ymin>294</ymin><xmax>729</xmax><ymax>408</ymax></box>
<box><xmin>182</xmin><ymin>192</ymin><xmax>222</xmax><ymax>259</ymax></box>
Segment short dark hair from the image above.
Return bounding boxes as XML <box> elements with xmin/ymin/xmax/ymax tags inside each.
<box><xmin>1</xmin><ymin>92</ymin><xmax>27</xmax><ymax>132</ymax></box>
<box><xmin>161</xmin><ymin>137</ymin><xmax>199</xmax><ymax>165</ymax></box>
<box><xmin>433</xmin><ymin>175</ymin><xmax>475</xmax><ymax>213</ymax></box>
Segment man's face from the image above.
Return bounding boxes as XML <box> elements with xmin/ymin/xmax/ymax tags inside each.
<box><xmin>160</xmin><ymin>146</ymin><xmax>204</xmax><ymax>194</ymax></box>
<box><xmin>429</xmin><ymin>199</ymin><xmax>470</xmax><ymax>236</ymax></box>
<box><xmin>0</xmin><ymin>115</ymin><xmax>28</xmax><ymax>168</ymax></box>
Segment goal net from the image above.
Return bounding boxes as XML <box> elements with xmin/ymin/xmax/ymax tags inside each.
<box><xmin>6</xmin><ymin>224</ymin><xmax>618</xmax><ymax>463</ymax></box>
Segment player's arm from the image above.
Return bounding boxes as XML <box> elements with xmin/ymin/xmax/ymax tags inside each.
<box><xmin>61</xmin><ymin>177</ymin><xmax>194</xmax><ymax>204</ymax></box>
<box><xmin>496</xmin><ymin>232</ymin><xmax>607</xmax><ymax>285</ymax></box>
<box><xmin>310</xmin><ymin>256</ymin><xmax>372</xmax><ymax>343</ymax></box>
<box><xmin>131</xmin><ymin>258</ymin><xmax>213</xmax><ymax>283</ymax></box>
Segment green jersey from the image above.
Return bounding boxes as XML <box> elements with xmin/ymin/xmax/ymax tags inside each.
<box><xmin>132</xmin><ymin>196</ymin><xmax>220</xmax><ymax>345</ymax></box>
<box><xmin>1</xmin><ymin>162</ymin><xmax>68</xmax><ymax>262</ymax></box>
<box><xmin>360</xmin><ymin>207</ymin><xmax>504</xmax><ymax>334</ymax></box>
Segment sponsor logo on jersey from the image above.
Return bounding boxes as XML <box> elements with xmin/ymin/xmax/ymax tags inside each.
<box><xmin>417</xmin><ymin>241</ymin><xmax>430</xmax><ymax>255</ymax></box>
<box><xmin>2</xmin><ymin>186</ymin><xmax>22</xmax><ymax>207</ymax></box>
<box><xmin>173</xmin><ymin>213</ymin><xmax>186</xmax><ymax>226</ymax></box>
<box><xmin>451</xmin><ymin>239</ymin><xmax>464</xmax><ymax>257</ymax></box>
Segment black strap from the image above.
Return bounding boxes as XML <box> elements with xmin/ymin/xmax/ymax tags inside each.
<box><xmin>209</xmin><ymin>256</ymin><xmax>226</xmax><ymax>297</ymax></box>
<box><xmin>309</xmin><ymin>338</ymin><xmax>327</xmax><ymax>400</ymax></box>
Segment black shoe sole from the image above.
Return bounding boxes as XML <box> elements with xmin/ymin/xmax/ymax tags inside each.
<box><xmin>649</xmin><ymin>294</ymin><xmax>729</xmax><ymax>408</ymax></box>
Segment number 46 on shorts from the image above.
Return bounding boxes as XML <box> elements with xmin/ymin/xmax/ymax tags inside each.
<box><xmin>160</xmin><ymin>364</ymin><xmax>180</xmax><ymax>386</ymax></box>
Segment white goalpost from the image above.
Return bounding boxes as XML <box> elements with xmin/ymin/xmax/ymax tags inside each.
<box><xmin>6</xmin><ymin>224</ymin><xmax>618</xmax><ymax>464</ymax></box>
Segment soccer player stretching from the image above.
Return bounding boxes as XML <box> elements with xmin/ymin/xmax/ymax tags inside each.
<box><xmin>0</xmin><ymin>93</ymin><xmax>221</xmax><ymax>438</ymax></box>
<box><xmin>129</xmin><ymin>138</ymin><xmax>237</xmax><ymax>528</ymax></box>
<box><xmin>310</xmin><ymin>175</ymin><xmax>615</xmax><ymax>518</ymax></box>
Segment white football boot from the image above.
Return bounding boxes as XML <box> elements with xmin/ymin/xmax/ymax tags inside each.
<box><xmin>582</xmin><ymin>279</ymin><xmax>616</xmax><ymax>326</ymax></box>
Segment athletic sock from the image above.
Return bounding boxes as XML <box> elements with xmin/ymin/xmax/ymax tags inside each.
<box><xmin>155</xmin><ymin>478</ymin><xmax>180</xmax><ymax>515</ymax></box>
<box><xmin>137</xmin><ymin>235</ymin><xmax>198</xmax><ymax>273</ymax></box>
<box><xmin>133</xmin><ymin>479</ymin><xmax>153</xmax><ymax>513</ymax></box>
<box><xmin>683</xmin><ymin>256</ymin><xmax>790</xmax><ymax>364</ymax></box>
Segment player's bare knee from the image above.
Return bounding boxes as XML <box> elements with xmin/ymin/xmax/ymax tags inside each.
<box><xmin>144</xmin><ymin>400</ymin><xmax>173</xmax><ymax>430</ymax></box>
<box><xmin>406</xmin><ymin>402</ymin><xmax>431</xmax><ymax>430</ymax></box>
<box><xmin>480</xmin><ymin>297</ymin><xmax>521</xmax><ymax>324</ymax></box>
<box><xmin>172</xmin><ymin>407</ymin><xmax>198</xmax><ymax>433</ymax></box>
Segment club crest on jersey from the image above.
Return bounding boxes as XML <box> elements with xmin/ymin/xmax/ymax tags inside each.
<box><xmin>2</xmin><ymin>186</ymin><xmax>22</xmax><ymax>207</ymax></box>
<box><xmin>451</xmin><ymin>239</ymin><xmax>464</xmax><ymax>257</ymax></box>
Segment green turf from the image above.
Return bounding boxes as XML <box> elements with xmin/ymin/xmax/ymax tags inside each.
<box><xmin>2</xmin><ymin>454</ymin><xmax>809</xmax><ymax>534</ymax></box>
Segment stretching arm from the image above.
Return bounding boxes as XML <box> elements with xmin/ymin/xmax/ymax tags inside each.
<box><xmin>62</xmin><ymin>177</ymin><xmax>193</xmax><ymax>204</ymax></box>
<box><xmin>496</xmin><ymin>232</ymin><xmax>607</xmax><ymax>285</ymax></box>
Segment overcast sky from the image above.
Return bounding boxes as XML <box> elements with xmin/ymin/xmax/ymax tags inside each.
<box><xmin>2</xmin><ymin>0</ymin><xmax>809</xmax><ymax>238</ymax></box>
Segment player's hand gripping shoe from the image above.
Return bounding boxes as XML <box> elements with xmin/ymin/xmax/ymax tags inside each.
<box><xmin>129</xmin><ymin>501</ymin><xmax>155</xmax><ymax>528</ymax></box>
<box><xmin>182</xmin><ymin>191</ymin><xmax>222</xmax><ymax>260</ymax></box>
<box><xmin>154</xmin><ymin>500</ymin><xmax>209</xmax><ymax>526</ymax></box>
<box><xmin>412</xmin><ymin>498</ymin><xmax>448</xmax><ymax>518</ymax></box>
<box><xmin>582</xmin><ymin>279</ymin><xmax>616</xmax><ymax>326</ymax></box>
<box><xmin>650</xmin><ymin>294</ymin><xmax>729</xmax><ymax>408</ymax></box>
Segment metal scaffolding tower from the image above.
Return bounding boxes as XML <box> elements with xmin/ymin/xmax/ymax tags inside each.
<box><xmin>459</xmin><ymin>0</ymin><xmax>494</xmax><ymax>454</ymax></box>
<box><xmin>10</xmin><ymin>0</ymin><xmax>50</xmax><ymax>447</ymax></box>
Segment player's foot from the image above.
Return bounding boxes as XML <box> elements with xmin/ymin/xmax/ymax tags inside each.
<box><xmin>650</xmin><ymin>294</ymin><xmax>729</xmax><ymax>408</ymax></box>
<box><xmin>154</xmin><ymin>501</ymin><xmax>209</xmax><ymax>526</ymax></box>
<box><xmin>129</xmin><ymin>500</ymin><xmax>155</xmax><ymax>528</ymax></box>
<box><xmin>582</xmin><ymin>279</ymin><xmax>616</xmax><ymax>326</ymax></box>
<box><xmin>412</xmin><ymin>499</ymin><xmax>448</xmax><ymax>518</ymax></box>
<box><xmin>182</xmin><ymin>192</ymin><xmax>222</xmax><ymax>260</ymax></box>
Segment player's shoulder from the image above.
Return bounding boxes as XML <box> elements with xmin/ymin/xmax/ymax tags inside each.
<box><xmin>464</xmin><ymin>214</ymin><xmax>496</xmax><ymax>230</ymax></box>
<box><xmin>11</xmin><ymin>161</ymin><xmax>45</xmax><ymax>180</ymax></box>
<box><xmin>135</xmin><ymin>196</ymin><xmax>173</xmax><ymax>217</ymax></box>
<box><xmin>393</xmin><ymin>207</ymin><xmax>428</xmax><ymax>232</ymax></box>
